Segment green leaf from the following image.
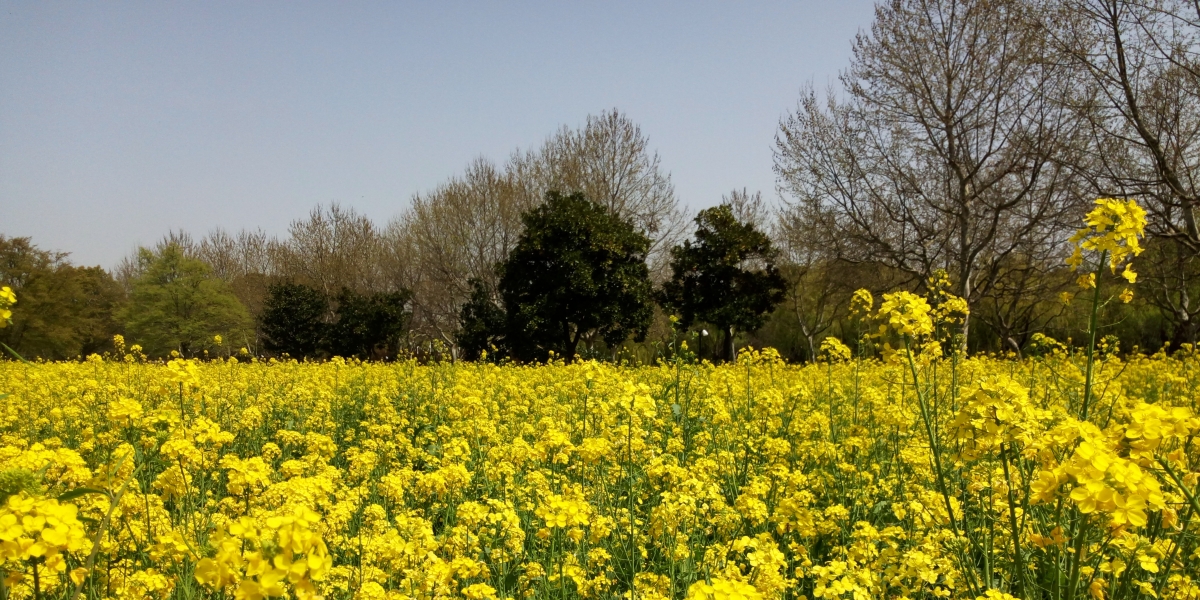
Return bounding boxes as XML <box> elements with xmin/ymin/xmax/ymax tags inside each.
<box><xmin>57</xmin><ymin>487</ymin><xmax>107</xmax><ymax>502</ymax></box>
<box><xmin>0</xmin><ymin>343</ymin><xmax>28</xmax><ymax>364</ymax></box>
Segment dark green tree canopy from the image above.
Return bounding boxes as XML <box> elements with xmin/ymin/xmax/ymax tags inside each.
<box><xmin>457</xmin><ymin>278</ymin><xmax>506</xmax><ymax>361</ymax></box>
<box><xmin>259</xmin><ymin>282</ymin><xmax>330</xmax><ymax>359</ymax></box>
<box><xmin>119</xmin><ymin>244</ymin><xmax>251</xmax><ymax>357</ymax></box>
<box><xmin>660</xmin><ymin>204</ymin><xmax>786</xmax><ymax>359</ymax></box>
<box><xmin>499</xmin><ymin>191</ymin><xmax>653</xmax><ymax>361</ymax></box>
<box><xmin>327</xmin><ymin>288</ymin><xmax>411</xmax><ymax>359</ymax></box>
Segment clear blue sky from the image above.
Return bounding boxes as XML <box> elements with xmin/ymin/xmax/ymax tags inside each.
<box><xmin>1</xmin><ymin>1</ymin><xmax>876</xmax><ymax>269</ymax></box>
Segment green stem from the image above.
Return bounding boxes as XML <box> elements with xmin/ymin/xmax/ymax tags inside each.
<box><xmin>1065</xmin><ymin>518</ymin><xmax>1091</xmax><ymax>600</ymax></box>
<box><xmin>902</xmin><ymin>338</ymin><xmax>986</xmax><ymax>594</ymax></box>
<box><xmin>1001</xmin><ymin>443</ymin><xmax>1027</xmax><ymax>598</ymax></box>
<box><xmin>627</xmin><ymin>392</ymin><xmax>638</xmax><ymax>596</ymax></box>
<box><xmin>1155</xmin><ymin>502</ymin><xmax>1193</xmax><ymax>598</ymax></box>
<box><xmin>904</xmin><ymin>338</ymin><xmax>960</xmax><ymax>536</ymax></box>
<box><xmin>1080</xmin><ymin>252</ymin><xmax>1106</xmax><ymax>421</ymax></box>
<box><xmin>1157</xmin><ymin>457</ymin><xmax>1200</xmax><ymax>515</ymax></box>
<box><xmin>70</xmin><ymin>476</ymin><xmax>134</xmax><ymax>600</ymax></box>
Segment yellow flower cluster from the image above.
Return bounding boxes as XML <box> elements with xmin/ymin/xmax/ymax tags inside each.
<box><xmin>194</xmin><ymin>507</ymin><xmax>332</xmax><ymax>600</ymax></box>
<box><xmin>0</xmin><ymin>323</ymin><xmax>1195</xmax><ymax>599</ymax></box>
<box><xmin>0</xmin><ymin>493</ymin><xmax>90</xmax><ymax>589</ymax></box>
<box><xmin>950</xmin><ymin>378</ymin><xmax>1049</xmax><ymax>461</ymax></box>
<box><xmin>1031</xmin><ymin>422</ymin><xmax>1169</xmax><ymax>528</ymax></box>
<box><xmin>535</xmin><ymin>493</ymin><xmax>592</xmax><ymax>530</ymax></box>
<box><xmin>1067</xmin><ymin>197</ymin><xmax>1146</xmax><ymax>276</ymax></box>
<box><xmin>686</xmin><ymin>577</ymin><xmax>763</xmax><ymax>600</ymax></box>
<box><xmin>818</xmin><ymin>337</ymin><xmax>852</xmax><ymax>362</ymax></box>
<box><xmin>0</xmin><ymin>287</ymin><xmax>14</xmax><ymax>327</ymax></box>
<box><xmin>1120</xmin><ymin>403</ymin><xmax>1200</xmax><ymax>465</ymax></box>
<box><xmin>928</xmin><ymin>269</ymin><xmax>970</xmax><ymax>324</ymax></box>
<box><xmin>877</xmin><ymin>291</ymin><xmax>934</xmax><ymax>337</ymax></box>
<box><xmin>848</xmin><ymin>288</ymin><xmax>874</xmax><ymax>318</ymax></box>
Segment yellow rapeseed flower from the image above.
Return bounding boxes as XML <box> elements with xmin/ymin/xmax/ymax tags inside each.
<box><xmin>818</xmin><ymin>337</ymin><xmax>852</xmax><ymax>362</ymax></box>
<box><xmin>878</xmin><ymin>291</ymin><xmax>934</xmax><ymax>337</ymax></box>
<box><xmin>687</xmin><ymin>578</ymin><xmax>764</xmax><ymax>600</ymax></box>
<box><xmin>1067</xmin><ymin>197</ymin><xmax>1147</xmax><ymax>274</ymax></box>
<box><xmin>0</xmin><ymin>310</ymin><xmax>1195</xmax><ymax>599</ymax></box>
<box><xmin>0</xmin><ymin>286</ymin><xmax>14</xmax><ymax>327</ymax></box>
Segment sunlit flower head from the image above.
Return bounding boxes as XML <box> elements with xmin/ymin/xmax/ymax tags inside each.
<box><xmin>1067</xmin><ymin>198</ymin><xmax>1146</xmax><ymax>276</ymax></box>
<box><xmin>878</xmin><ymin>291</ymin><xmax>933</xmax><ymax>337</ymax></box>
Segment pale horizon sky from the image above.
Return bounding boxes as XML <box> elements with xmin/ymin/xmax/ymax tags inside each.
<box><xmin>1</xmin><ymin>1</ymin><xmax>878</xmax><ymax>270</ymax></box>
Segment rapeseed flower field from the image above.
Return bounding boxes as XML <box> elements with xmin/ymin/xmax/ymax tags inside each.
<box><xmin>0</xmin><ymin>341</ymin><xmax>1197</xmax><ymax>600</ymax></box>
<box><xmin>0</xmin><ymin>199</ymin><xmax>1195</xmax><ymax>599</ymax></box>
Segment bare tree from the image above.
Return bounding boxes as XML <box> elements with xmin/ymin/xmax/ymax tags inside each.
<box><xmin>1053</xmin><ymin>0</ymin><xmax>1200</xmax><ymax>249</ymax></box>
<box><xmin>510</xmin><ymin>109</ymin><xmax>686</xmax><ymax>278</ymax></box>
<box><xmin>393</xmin><ymin>158</ymin><xmax>534</xmax><ymax>351</ymax></box>
<box><xmin>1051</xmin><ymin>0</ymin><xmax>1200</xmax><ymax>342</ymax></box>
<box><xmin>1139</xmin><ymin>236</ymin><xmax>1200</xmax><ymax>344</ymax></box>
<box><xmin>973</xmin><ymin>255</ymin><xmax>1074</xmax><ymax>353</ymax></box>
<box><xmin>775</xmin><ymin>0</ymin><xmax>1083</xmax><ymax>346</ymax></box>
<box><xmin>772</xmin><ymin>201</ymin><xmax>904</xmax><ymax>360</ymax></box>
<box><xmin>188</xmin><ymin>228</ymin><xmax>274</xmax><ymax>321</ymax></box>
<box><xmin>773</xmin><ymin>208</ymin><xmax>849</xmax><ymax>360</ymax></box>
<box><xmin>270</xmin><ymin>203</ymin><xmax>387</xmax><ymax>298</ymax></box>
<box><xmin>193</xmin><ymin>228</ymin><xmax>272</xmax><ymax>282</ymax></box>
<box><xmin>724</xmin><ymin>188</ymin><xmax>771</xmax><ymax>232</ymax></box>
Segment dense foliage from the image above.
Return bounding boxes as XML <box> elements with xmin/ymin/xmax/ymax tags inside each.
<box><xmin>457</xmin><ymin>279</ymin><xmax>506</xmax><ymax>362</ymax></box>
<box><xmin>0</xmin><ymin>237</ymin><xmax>121</xmax><ymax>359</ymax></box>
<box><xmin>118</xmin><ymin>245</ymin><xmax>252</xmax><ymax>357</ymax></box>
<box><xmin>326</xmin><ymin>288</ymin><xmax>412</xmax><ymax>360</ymax></box>
<box><xmin>661</xmin><ymin>205</ymin><xmax>786</xmax><ymax>361</ymax></box>
<box><xmin>259</xmin><ymin>282</ymin><xmax>331</xmax><ymax>360</ymax></box>
<box><xmin>258</xmin><ymin>283</ymin><xmax>412</xmax><ymax>360</ymax></box>
<box><xmin>498</xmin><ymin>192</ymin><xmax>654</xmax><ymax>362</ymax></box>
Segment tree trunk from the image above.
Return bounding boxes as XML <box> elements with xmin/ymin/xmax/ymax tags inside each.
<box><xmin>564</xmin><ymin>325</ymin><xmax>580</xmax><ymax>362</ymax></box>
<box><xmin>1171</xmin><ymin>311</ymin><xmax>1196</xmax><ymax>349</ymax></box>
<box><xmin>562</xmin><ymin>336</ymin><xmax>572</xmax><ymax>362</ymax></box>
<box><xmin>726</xmin><ymin>325</ymin><xmax>736</xmax><ymax>362</ymax></box>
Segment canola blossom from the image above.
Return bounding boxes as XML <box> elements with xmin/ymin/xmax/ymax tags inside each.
<box><xmin>1066</xmin><ymin>198</ymin><xmax>1147</xmax><ymax>275</ymax></box>
<box><xmin>0</xmin><ymin>286</ymin><xmax>14</xmax><ymax>327</ymax></box>
<box><xmin>0</xmin><ymin>344</ymin><xmax>1196</xmax><ymax>600</ymax></box>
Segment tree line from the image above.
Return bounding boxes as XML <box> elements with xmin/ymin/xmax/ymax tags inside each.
<box><xmin>0</xmin><ymin>184</ymin><xmax>783</xmax><ymax>362</ymax></box>
<box><xmin>6</xmin><ymin>0</ymin><xmax>1200</xmax><ymax>361</ymax></box>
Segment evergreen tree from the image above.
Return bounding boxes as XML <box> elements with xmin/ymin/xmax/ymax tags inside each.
<box><xmin>661</xmin><ymin>204</ymin><xmax>786</xmax><ymax>360</ymax></box>
<box><xmin>259</xmin><ymin>282</ymin><xmax>329</xmax><ymax>359</ymax></box>
<box><xmin>457</xmin><ymin>278</ymin><xmax>506</xmax><ymax>361</ymax></box>
<box><xmin>327</xmin><ymin>288</ymin><xmax>411</xmax><ymax>359</ymax></box>
<box><xmin>499</xmin><ymin>191</ymin><xmax>653</xmax><ymax>361</ymax></box>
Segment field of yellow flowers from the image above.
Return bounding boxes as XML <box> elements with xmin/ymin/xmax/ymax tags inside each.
<box><xmin>0</xmin><ymin>198</ymin><xmax>1196</xmax><ymax>600</ymax></box>
<box><xmin>0</xmin><ymin>339</ymin><xmax>1196</xmax><ymax>600</ymax></box>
